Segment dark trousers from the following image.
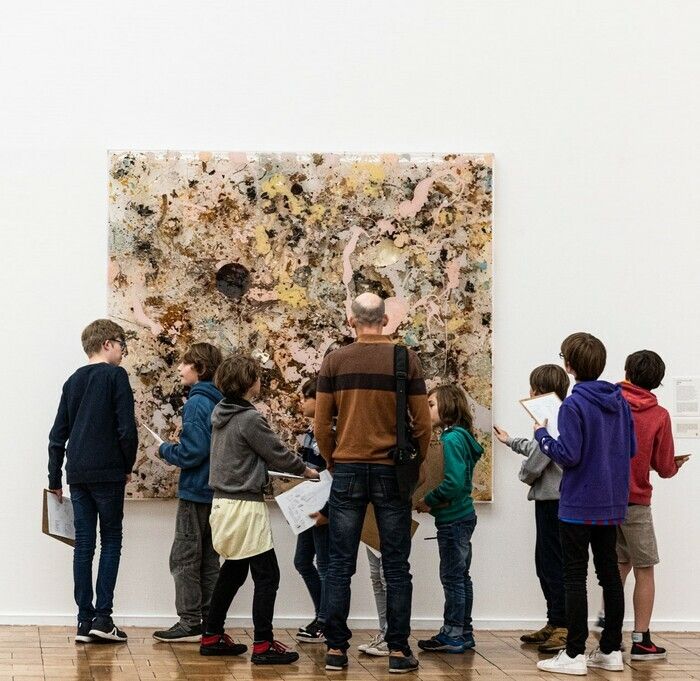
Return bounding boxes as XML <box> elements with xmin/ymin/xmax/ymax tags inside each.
<box><xmin>437</xmin><ymin>515</ymin><xmax>477</xmax><ymax>639</ymax></box>
<box><xmin>70</xmin><ymin>481</ymin><xmax>125</xmax><ymax>623</ymax></box>
<box><xmin>325</xmin><ymin>463</ymin><xmax>413</xmax><ymax>654</ymax></box>
<box><xmin>535</xmin><ymin>501</ymin><xmax>566</xmax><ymax>628</ymax></box>
<box><xmin>294</xmin><ymin>524</ymin><xmax>330</xmax><ymax>623</ymax></box>
<box><xmin>560</xmin><ymin>522</ymin><xmax>624</xmax><ymax>657</ymax></box>
<box><xmin>206</xmin><ymin>548</ymin><xmax>280</xmax><ymax>642</ymax></box>
<box><xmin>170</xmin><ymin>499</ymin><xmax>221</xmax><ymax>627</ymax></box>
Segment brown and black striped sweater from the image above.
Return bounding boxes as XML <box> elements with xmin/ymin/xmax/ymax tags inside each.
<box><xmin>315</xmin><ymin>335</ymin><xmax>432</xmax><ymax>466</ymax></box>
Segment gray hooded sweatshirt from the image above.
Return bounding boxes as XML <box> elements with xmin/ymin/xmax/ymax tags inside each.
<box><xmin>209</xmin><ymin>398</ymin><xmax>306</xmax><ymax>501</ymax></box>
<box><xmin>507</xmin><ymin>437</ymin><xmax>562</xmax><ymax>501</ymax></box>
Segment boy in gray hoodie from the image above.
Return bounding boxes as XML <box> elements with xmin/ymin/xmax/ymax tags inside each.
<box><xmin>493</xmin><ymin>364</ymin><xmax>570</xmax><ymax>654</ymax></box>
<box><xmin>200</xmin><ymin>354</ymin><xmax>319</xmax><ymax>664</ymax></box>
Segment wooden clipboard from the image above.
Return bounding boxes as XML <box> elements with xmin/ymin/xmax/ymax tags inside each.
<box><xmin>361</xmin><ymin>503</ymin><xmax>419</xmax><ymax>553</ymax></box>
<box><xmin>42</xmin><ymin>489</ymin><xmax>75</xmax><ymax>547</ymax></box>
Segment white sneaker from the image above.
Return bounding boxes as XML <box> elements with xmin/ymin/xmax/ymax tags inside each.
<box><xmin>586</xmin><ymin>647</ymin><xmax>624</xmax><ymax>671</ymax></box>
<box><xmin>537</xmin><ymin>650</ymin><xmax>587</xmax><ymax>675</ymax></box>
<box><xmin>364</xmin><ymin>635</ymin><xmax>390</xmax><ymax>657</ymax></box>
<box><xmin>359</xmin><ymin>632</ymin><xmax>385</xmax><ymax>654</ymax></box>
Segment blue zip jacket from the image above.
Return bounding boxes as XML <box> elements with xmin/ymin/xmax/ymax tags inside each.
<box><xmin>159</xmin><ymin>381</ymin><xmax>222</xmax><ymax>503</ymax></box>
<box><xmin>535</xmin><ymin>380</ymin><xmax>636</xmax><ymax>523</ymax></box>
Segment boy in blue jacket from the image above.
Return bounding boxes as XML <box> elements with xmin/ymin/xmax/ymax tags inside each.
<box><xmin>153</xmin><ymin>343</ymin><xmax>223</xmax><ymax>642</ymax></box>
<box><xmin>534</xmin><ymin>333</ymin><xmax>636</xmax><ymax>677</ymax></box>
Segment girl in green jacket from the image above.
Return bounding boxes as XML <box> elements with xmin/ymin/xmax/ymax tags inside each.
<box><xmin>415</xmin><ymin>384</ymin><xmax>483</xmax><ymax>654</ymax></box>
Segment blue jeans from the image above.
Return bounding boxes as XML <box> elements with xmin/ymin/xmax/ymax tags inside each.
<box><xmin>325</xmin><ymin>463</ymin><xmax>413</xmax><ymax>653</ymax></box>
<box><xmin>70</xmin><ymin>481</ymin><xmax>125</xmax><ymax>623</ymax></box>
<box><xmin>294</xmin><ymin>524</ymin><xmax>330</xmax><ymax>623</ymax></box>
<box><xmin>437</xmin><ymin>514</ymin><xmax>477</xmax><ymax>639</ymax></box>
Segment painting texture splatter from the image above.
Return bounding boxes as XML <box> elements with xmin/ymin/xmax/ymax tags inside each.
<box><xmin>108</xmin><ymin>152</ymin><xmax>493</xmax><ymax>499</ymax></box>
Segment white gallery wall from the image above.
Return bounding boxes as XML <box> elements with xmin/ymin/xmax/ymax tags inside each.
<box><xmin>1</xmin><ymin>1</ymin><xmax>698</xmax><ymax>629</ymax></box>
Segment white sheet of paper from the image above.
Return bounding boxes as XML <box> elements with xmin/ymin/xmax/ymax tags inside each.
<box><xmin>143</xmin><ymin>424</ymin><xmax>164</xmax><ymax>446</ymax></box>
<box><xmin>520</xmin><ymin>392</ymin><xmax>563</xmax><ymax>439</ymax></box>
<box><xmin>274</xmin><ymin>470</ymin><xmax>332</xmax><ymax>535</ymax></box>
<box><xmin>46</xmin><ymin>493</ymin><xmax>75</xmax><ymax>540</ymax></box>
<box><xmin>674</xmin><ymin>377</ymin><xmax>700</xmax><ymax>417</ymax></box>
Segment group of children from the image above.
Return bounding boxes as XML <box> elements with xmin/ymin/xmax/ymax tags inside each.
<box><xmin>48</xmin><ymin>321</ymin><xmax>689</xmax><ymax>675</ymax></box>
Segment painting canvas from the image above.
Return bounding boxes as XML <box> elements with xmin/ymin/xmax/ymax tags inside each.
<box><xmin>108</xmin><ymin>151</ymin><xmax>493</xmax><ymax>499</ymax></box>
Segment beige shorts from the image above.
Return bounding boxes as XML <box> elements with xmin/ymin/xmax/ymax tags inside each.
<box><xmin>616</xmin><ymin>504</ymin><xmax>659</xmax><ymax>567</ymax></box>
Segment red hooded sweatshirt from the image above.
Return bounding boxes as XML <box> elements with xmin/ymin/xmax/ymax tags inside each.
<box><xmin>618</xmin><ymin>381</ymin><xmax>679</xmax><ymax>505</ymax></box>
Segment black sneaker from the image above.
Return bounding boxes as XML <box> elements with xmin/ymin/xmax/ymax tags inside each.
<box><xmin>296</xmin><ymin>619</ymin><xmax>325</xmax><ymax>643</ymax></box>
<box><xmin>89</xmin><ymin>617</ymin><xmax>127</xmax><ymax>643</ymax></box>
<box><xmin>389</xmin><ymin>651</ymin><xmax>419</xmax><ymax>674</ymax></box>
<box><xmin>325</xmin><ymin>650</ymin><xmax>349</xmax><ymax>671</ymax></box>
<box><xmin>200</xmin><ymin>633</ymin><xmax>248</xmax><ymax>656</ymax></box>
<box><xmin>631</xmin><ymin>631</ymin><xmax>667</xmax><ymax>661</ymax></box>
<box><xmin>418</xmin><ymin>632</ymin><xmax>466</xmax><ymax>653</ymax></box>
<box><xmin>75</xmin><ymin>621</ymin><xmax>94</xmax><ymax>643</ymax></box>
<box><xmin>251</xmin><ymin>640</ymin><xmax>299</xmax><ymax>665</ymax></box>
<box><xmin>153</xmin><ymin>622</ymin><xmax>202</xmax><ymax>643</ymax></box>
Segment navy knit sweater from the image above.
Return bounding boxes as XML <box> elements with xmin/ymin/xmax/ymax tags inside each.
<box><xmin>48</xmin><ymin>363</ymin><xmax>138</xmax><ymax>488</ymax></box>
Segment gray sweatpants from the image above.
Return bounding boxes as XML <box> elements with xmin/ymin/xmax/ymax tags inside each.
<box><xmin>366</xmin><ymin>547</ymin><xmax>388</xmax><ymax>634</ymax></box>
<box><xmin>170</xmin><ymin>499</ymin><xmax>220</xmax><ymax>627</ymax></box>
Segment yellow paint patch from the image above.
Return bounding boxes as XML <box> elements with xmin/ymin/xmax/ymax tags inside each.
<box><xmin>254</xmin><ymin>224</ymin><xmax>271</xmax><ymax>255</ymax></box>
<box><xmin>275</xmin><ymin>273</ymin><xmax>308</xmax><ymax>308</ymax></box>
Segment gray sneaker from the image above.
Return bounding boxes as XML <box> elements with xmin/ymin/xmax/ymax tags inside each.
<box><xmin>153</xmin><ymin>622</ymin><xmax>202</xmax><ymax>642</ymax></box>
<box><xmin>389</xmin><ymin>651</ymin><xmax>419</xmax><ymax>674</ymax></box>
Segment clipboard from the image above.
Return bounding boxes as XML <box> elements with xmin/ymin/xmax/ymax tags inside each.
<box><xmin>42</xmin><ymin>489</ymin><xmax>75</xmax><ymax>547</ymax></box>
<box><xmin>519</xmin><ymin>392</ymin><xmax>562</xmax><ymax>438</ymax></box>
<box><xmin>361</xmin><ymin>503</ymin><xmax>419</xmax><ymax>553</ymax></box>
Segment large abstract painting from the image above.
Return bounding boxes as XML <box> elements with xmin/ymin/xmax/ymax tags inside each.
<box><xmin>108</xmin><ymin>151</ymin><xmax>493</xmax><ymax>499</ymax></box>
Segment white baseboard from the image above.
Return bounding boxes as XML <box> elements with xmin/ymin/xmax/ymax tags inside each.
<box><xmin>2</xmin><ymin>614</ymin><xmax>699</xmax><ymax>631</ymax></box>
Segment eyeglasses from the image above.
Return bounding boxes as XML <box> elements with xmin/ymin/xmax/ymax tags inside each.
<box><xmin>110</xmin><ymin>338</ymin><xmax>128</xmax><ymax>355</ymax></box>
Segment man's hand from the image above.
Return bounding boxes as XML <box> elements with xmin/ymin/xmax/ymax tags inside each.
<box><xmin>414</xmin><ymin>498</ymin><xmax>430</xmax><ymax>513</ymax></box>
<box><xmin>675</xmin><ymin>455</ymin><xmax>691</xmax><ymax>469</ymax></box>
<box><xmin>49</xmin><ymin>488</ymin><xmax>63</xmax><ymax>504</ymax></box>
<box><xmin>493</xmin><ymin>425</ymin><xmax>509</xmax><ymax>444</ymax></box>
<box><xmin>533</xmin><ymin>418</ymin><xmax>548</xmax><ymax>433</ymax></box>
<box><xmin>309</xmin><ymin>511</ymin><xmax>329</xmax><ymax>526</ymax></box>
<box><xmin>303</xmin><ymin>467</ymin><xmax>320</xmax><ymax>480</ymax></box>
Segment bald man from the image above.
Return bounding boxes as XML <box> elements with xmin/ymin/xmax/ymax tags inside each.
<box><xmin>315</xmin><ymin>293</ymin><xmax>431</xmax><ymax>673</ymax></box>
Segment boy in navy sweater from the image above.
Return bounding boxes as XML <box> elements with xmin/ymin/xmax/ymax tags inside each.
<box><xmin>534</xmin><ymin>333</ymin><xmax>636</xmax><ymax>676</ymax></box>
<box><xmin>48</xmin><ymin>320</ymin><xmax>138</xmax><ymax>644</ymax></box>
<box><xmin>153</xmin><ymin>343</ymin><xmax>224</xmax><ymax>643</ymax></box>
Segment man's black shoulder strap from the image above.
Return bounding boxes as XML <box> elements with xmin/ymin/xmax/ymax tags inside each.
<box><xmin>394</xmin><ymin>344</ymin><xmax>409</xmax><ymax>452</ymax></box>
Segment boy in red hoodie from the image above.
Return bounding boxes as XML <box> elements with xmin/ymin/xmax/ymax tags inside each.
<box><xmin>618</xmin><ymin>350</ymin><xmax>690</xmax><ymax>661</ymax></box>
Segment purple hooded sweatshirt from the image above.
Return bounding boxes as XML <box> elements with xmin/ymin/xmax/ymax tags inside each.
<box><xmin>535</xmin><ymin>380</ymin><xmax>636</xmax><ymax>523</ymax></box>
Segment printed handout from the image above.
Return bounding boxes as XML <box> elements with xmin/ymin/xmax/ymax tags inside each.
<box><xmin>519</xmin><ymin>392</ymin><xmax>563</xmax><ymax>439</ymax></box>
<box><xmin>275</xmin><ymin>470</ymin><xmax>333</xmax><ymax>535</ymax></box>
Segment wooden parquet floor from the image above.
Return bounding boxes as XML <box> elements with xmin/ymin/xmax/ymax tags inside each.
<box><xmin>0</xmin><ymin>627</ymin><xmax>699</xmax><ymax>681</ymax></box>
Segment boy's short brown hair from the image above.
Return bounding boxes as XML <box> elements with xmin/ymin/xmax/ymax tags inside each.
<box><xmin>428</xmin><ymin>384</ymin><xmax>474</xmax><ymax>431</ymax></box>
<box><xmin>182</xmin><ymin>342</ymin><xmax>223</xmax><ymax>381</ymax></box>
<box><xmin>215</xmin><ymin>354</ymin><xmax>259</xmax><ymax>399</ymax></box>
<box><xmin>625</xmin><ymin>350</ymin><xmax>665</xmax><ymax>391</ymax></box>
<box><xmin>301</xmin><ymin>378</ymin><xmax>317</xmax><ymax>399</ymax></box>
<box><xmin>560</xmin><ymin>332</ymin><xmax>607</xmax><ymax>381</ymax></box>
<box><xmin>530</xmin><ymin>364</ymin><xmax>570</xmax><ymax>402</ymax></box>
<box><xmin>81</xmin><ymin>319</ymin><xmax>126</xmax><ymax>356</ymax></box>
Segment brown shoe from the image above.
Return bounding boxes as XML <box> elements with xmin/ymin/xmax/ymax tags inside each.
<box><xmin>538</xmin><ymin>627</ymin><xmax>568</xmax><ymax>653</ymax></box>
<box><xmin>520</xmin><ymin>624</ymin><xmax>554</xmax><ymax>644</ymax></box>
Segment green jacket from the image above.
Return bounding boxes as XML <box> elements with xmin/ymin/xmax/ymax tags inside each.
<box><xmin>425</xmin><ymin>425</ymin><xmax>483</xmax><ymax>524</ymax></box>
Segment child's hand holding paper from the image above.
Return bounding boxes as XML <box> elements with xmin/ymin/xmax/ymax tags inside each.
<box><xmin>142</xmin><ymin>424</ymin><xmax>164</xmax><ymax>447</ymax></box>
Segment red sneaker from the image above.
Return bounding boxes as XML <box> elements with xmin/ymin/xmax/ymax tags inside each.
<box><xmin>252</xmin><ymin>640</ymin><xmax>300</xmax><ymax>665</ymax></box>
<box><xmin>200</xmin><ymin>633</ymin><xmax>248</xmax><ymax>656</ymax></box>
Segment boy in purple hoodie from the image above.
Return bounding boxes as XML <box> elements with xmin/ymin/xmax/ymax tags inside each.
<box><xmin>534</xmin><ymin>333</ymin><xmax>636</xmax><ymax>677</ymax></box>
